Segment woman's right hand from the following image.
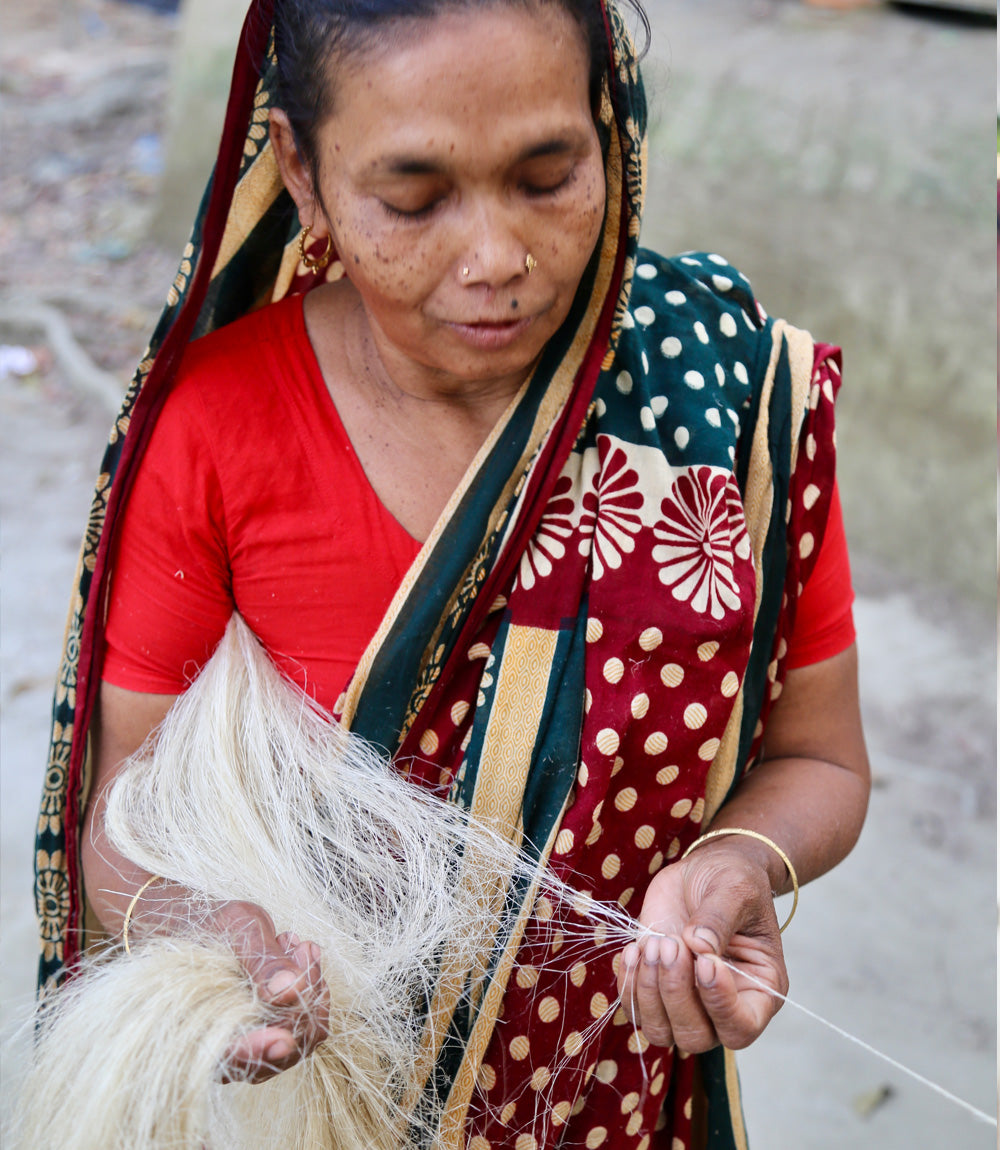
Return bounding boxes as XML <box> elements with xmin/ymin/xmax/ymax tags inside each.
<box><xmin>127</xmin><ymin>891</ymin><xmax>331</xmax><ymax>1082</ymax></box>
<box><xmin>124</xmin><ymin>885</ymin><xmax>331</xmax><ymax>1081</ymax></box>
<box><xmin>85</xmin><ymin>686</ymin><xmax>331</xmax><ymax>1081</ymax></box>
<box><xmin>208</xmin><ymin>900</ymin><xmax>331</xmax><ymax>1082</ymax></box>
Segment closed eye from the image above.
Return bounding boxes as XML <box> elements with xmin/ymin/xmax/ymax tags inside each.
<box><xmin>517</xmin><ymin>155</ymin><xmax>578</xmax><ymax>200</ymax></box>
<box><xmin>378</xmin><ymin>197</ymin><xmax>445</xmax><ymax>222</ymax></box>
<box><xmin>521</xmin><ymin>172</ymin><xmax>574</xmax><ymax>198</ymax></box>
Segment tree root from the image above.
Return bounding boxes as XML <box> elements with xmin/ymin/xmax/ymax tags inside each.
<box><xmin>0</xmin><ymin>298</ymin><xmax>125</xmax><ymax>417</ymax></box>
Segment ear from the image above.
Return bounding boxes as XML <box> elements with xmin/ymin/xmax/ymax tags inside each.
<box><xmin>269</xmin><ymin>109</ymin><xmax>322</xmax><ymax>231</ymax></box>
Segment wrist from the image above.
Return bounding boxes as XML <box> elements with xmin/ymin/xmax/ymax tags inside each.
<box><xmin>682</xmin><ymin>826</ymin><xmax>799</xmax><ymax>932</ymax></box>
<box><xmin>121</xmin><ymin>877</ymin><xmax>197</xmax><ymax>945</ymax></box>
<box><xmin>689</xmin><ymin>834</ymin><xmax>780</xmax><ymax>888</ymax></box>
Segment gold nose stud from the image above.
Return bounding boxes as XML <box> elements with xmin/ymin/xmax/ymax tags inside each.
<box><xmin>461</xmin><ymin>266</ymin><xmax>471</xmax><ymax>278</ymax></box>
<box><xmin>525</xmin><ymin>253</ymin><xmax>537</xmax><ymax>275</ymax></box>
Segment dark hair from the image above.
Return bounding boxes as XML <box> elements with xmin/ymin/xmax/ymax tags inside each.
<box><xmin>273</xmin><ymin>0</ymin><xmax>648</xmax><ymax>183</ymax></box>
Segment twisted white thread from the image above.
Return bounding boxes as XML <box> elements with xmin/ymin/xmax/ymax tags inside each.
<box><xmin>9</xmin><ymin>614</ymin><xmax>994</xmax><ymax>1146</ymax></box>
<box><xmin>718</xmin><ymin>957</ymin><xmax>997</xmax><ymax>1129</ymax></box>
<box><xmin>6</xmin><ymin>615</ymin><xmax>636</xmax><ymax>1149</ymax></box>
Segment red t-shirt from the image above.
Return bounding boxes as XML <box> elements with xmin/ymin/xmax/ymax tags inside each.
<box><xmin>102</xmin><ymin>294</ymin><xmax>854</xmax><ymax>710</ymax></box>
<box><xmin>103</xmin><ymin>295</ymin><xmax>421</xmax><ymax>708</ymax></box>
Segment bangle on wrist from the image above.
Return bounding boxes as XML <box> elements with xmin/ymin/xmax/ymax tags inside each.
<box><xmin>122</xmin><ymin>875</ymin><xmax>163</xmax><ymax>955</ymax></box>
<box><xmin>681</xmin><ymin>828</ymin><xmax>799</xmax><ymax>933</ymax></box>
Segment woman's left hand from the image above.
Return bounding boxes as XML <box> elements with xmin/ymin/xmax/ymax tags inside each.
<box><xmin>616</xmin><ymin>840</ymin><xmax>787</xmax><ymax>1053</ymax></box>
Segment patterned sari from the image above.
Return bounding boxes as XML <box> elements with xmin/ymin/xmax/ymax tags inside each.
<box><xmin>34</xmin><ymin>2</ymin><xmax>840</xmax><ymax>1146</ymax></box>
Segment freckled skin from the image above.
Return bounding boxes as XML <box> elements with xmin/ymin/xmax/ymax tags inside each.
<box><xmin>269</xmin><ymin>4</ymin><xmax>606</xmax><ymax>540</ymax></box>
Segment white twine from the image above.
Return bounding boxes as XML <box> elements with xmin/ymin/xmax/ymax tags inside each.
<box><xmin>13</xmin><ymin>615</ymin><xmax>994</xmax><ymax>1145</ymax></box>
<box><xmin>717</xmin><ymin>957</ymin><xmax>997</xmax><ymax>1129</ymax></box>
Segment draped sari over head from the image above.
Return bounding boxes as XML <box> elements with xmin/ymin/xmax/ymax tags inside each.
<box><xmin>35</xmin><ymin>2</ymin><xmax>841</xmax><ymax>1146</ymax></box>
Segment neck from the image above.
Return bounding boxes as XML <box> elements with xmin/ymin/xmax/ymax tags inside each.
<box><xmin>365</xmin><ymin>325</ymin><xmax>531</xmax><ymax>429</ymax></box>
<box><xmin>318</xmin><ymin>281</ymin><xmax>534</xmax><ymax>421</ymax></box>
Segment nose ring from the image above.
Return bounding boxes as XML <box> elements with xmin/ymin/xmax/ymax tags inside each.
<box><xmin>525</xmin><ymin>253</ymin><xmax>537</xmax><ymax>275</ymax></box>
<box><xmin>461</xmin><ymin>266</ymin><xmax>471</xmax><ymax>278</ymax></box>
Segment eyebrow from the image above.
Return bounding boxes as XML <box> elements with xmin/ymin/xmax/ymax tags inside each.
<box><xmin>381</xmin><ymin>135</ymin><xmax>584</xmax><ymax>176</ymax></box>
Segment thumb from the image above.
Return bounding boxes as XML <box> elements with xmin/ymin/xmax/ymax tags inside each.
<box><xmin>252</xmin><ymin>936</ymin><xmax>305</xmax><ymax>1003</ymax></box>
<box><xmin>215</xmin><ymin>902</ymin><xmax>299</xmax><ymax>996</ymax></box>
<box><xmin>680</xmin><ymin>856</ymin><xmax>773</xmax><ymax>958</ymax></box>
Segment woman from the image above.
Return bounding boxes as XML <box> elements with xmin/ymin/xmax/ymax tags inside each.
<box><xmin>35</xmin><ymin>0</ymin><xmax>869</xmax><ymax>1145</ymax></box>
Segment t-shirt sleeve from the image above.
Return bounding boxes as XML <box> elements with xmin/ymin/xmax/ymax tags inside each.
<box><xmin>101</xmin><ymin>379</ymin><xmax>234</xmax><ymax>694</ymax></box>
<box><xmin>784</xmin><ymin>481</ymin><xmax>856</xmax><ymax>670</ymax></box>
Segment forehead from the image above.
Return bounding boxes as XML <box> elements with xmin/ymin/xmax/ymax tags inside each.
<box><xmin>320</xmin><ymin>5</ymin><xmax>595</xmax><ymax>170</ymax></box>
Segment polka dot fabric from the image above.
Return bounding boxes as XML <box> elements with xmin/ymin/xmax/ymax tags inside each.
<box><xmin>740</xmin><ymin>342</ymin><xmax>841</xmax><ymax>768</ymax></box>
<box><xmin>405</xmin><ymin>253</ymin><xmax>844</xmax><ymax>1149</ymax></box>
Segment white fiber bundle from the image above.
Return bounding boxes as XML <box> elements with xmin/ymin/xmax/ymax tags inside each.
<box><xmin>9</xmin><ymin>616</ymin><xmax>639</xmax><ymax>1149</ymax></box>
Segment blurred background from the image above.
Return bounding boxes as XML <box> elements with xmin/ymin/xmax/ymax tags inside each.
<box><xmin>1</xmin><ymin>0</ymin><xmax>996</xmax><ymax>1144</ymax></box>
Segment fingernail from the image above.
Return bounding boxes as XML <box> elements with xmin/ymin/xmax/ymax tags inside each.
<box><xmin>309</xmin><ymin>942</ymin><xmax>321</xmax><ymax>964</ymax></box>
<box><xmin>623</xmin><ymin>942</ymin><xmax>640</xmax><ymax>971</ymax></box>
<box><xmin>696</xmin><ymin>954</ymin><xmax>717</xmax><ymax>987</ymax></box>
<box><xmin>265</xmin><ymin>1038</ymin><xmax>293</xmax><ymax>1062</ymax></box>
<box><xmin>643</xmin><ymin>938</ymin><xmax>659</xmax><ymax>966</ymax></box>
<box><xmin>266</xmin><ymin>969</ymin><xmax>298</xmax><ymax>997</ymax></box>
<box><xmin>659</xmin><ymin>936</ymin><xmax>678</xmax><ymax>966</ymax></box>
<box><xmin>288</xmin><ymin>933</ymin><xmax>301</xmax><ymax>948</ymax></box>
<box><xmin>694</xmin><ymin>926</ymin><xmax>720</xmax><ymax>954</ymax></box>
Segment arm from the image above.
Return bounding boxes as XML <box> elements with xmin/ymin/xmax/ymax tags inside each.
<box><xmin>618</xmin><ymin>643</ymin><xmax>870</xmax><ymax>1051</ymax></box>
<box><xmin>82</xmin><ymin>682</ymin><xmax>330</xmax><ymax>1081</ymax></box>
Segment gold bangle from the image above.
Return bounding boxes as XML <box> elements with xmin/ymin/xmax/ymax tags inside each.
<box><xmin>122</xmin><ymin>875</ymin><xmax>162</xmax><ymax>955</ymax></box>
<box><xmin>681</xmin><ymin>828</ymin><xmax>799</xmax><ymax>933</ymax></box>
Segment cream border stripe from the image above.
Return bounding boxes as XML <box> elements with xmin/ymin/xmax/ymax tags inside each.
<box><xmin>208</xmin><ymin>143</ymin><xmax>285</xmax><ymax>282</ymax></box>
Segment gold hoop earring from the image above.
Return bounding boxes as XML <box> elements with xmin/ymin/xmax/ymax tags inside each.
<box><xmin>524</xmin><ymin>253</ymin><xmax>537</xmax><ymax>275</ymax></box>
<box><xmin>298</xmin><ymin>225</ymin><xmax>333</xmax><ymax>272</ymax></box>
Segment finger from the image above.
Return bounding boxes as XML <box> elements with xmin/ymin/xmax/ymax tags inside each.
<box><xmin>655</xmin><ymin>935</ymin><xmax>718</xmax><ymax>1054</ymax></box>
<box><xmin>694</xmin><ymin>954</ymin><xmax>780</xmax><ymax>1050</ymax></box>
<box><xmin>632</xmin><ymin>936</ymin><xmax>674</xmax><ymax>1048</ymax></box>
<box><xmin>616</xmin><ymin>941</ymin><xmax>641</xmax><ymax>1002</ymax></box>
<box><xmin>224</xmin><ymin>1024</ymin><xmax>300</xmax><ymax>1083</ymax></box>
<box><xmin>682</xmin><ymin>871</ymin><xmax>778</xmax><ymax>962</ymax></box>
<box><xmin>221</xmin><ymin>907</ymin><xmax>302</xmax><ymax>995</ymax></box>
<box><xmin>260</xmin><ymin>963</ymin><xmax>311</xmax><ymax>1006</ymax></box>
<box><xmin>275</xmin><ymin>931</ymin><xmax>302</xmax><ymax>954</ymax></box>
<box><xmin>265</xmin><ymin>940</ymin><xmax>330</xmax><ymax>1045</ymax></box>
<box><xmin>289</xmin><ymin>940</ymin><xmax>327</xmax><ymax>1004</ymax></box>
<box><xmin>288</xmin><ymin>938</ymin><xmax>322</xmax><ymax>975</ymax></box>
<box><xmin>257</xmin><ymin>936</ymin><xmax>324</xmax><ymax>999</ymax></box>
<box><xmin>289</xmin><ymin>939</ymin><xmax>330</xmax><ymax>1041</ymax></box>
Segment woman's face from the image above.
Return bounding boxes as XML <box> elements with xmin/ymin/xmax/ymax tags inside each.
<box><xmin>277</xmin><ymin>3</ymin><xmax>607</xmax><ymax>399</ymax></box>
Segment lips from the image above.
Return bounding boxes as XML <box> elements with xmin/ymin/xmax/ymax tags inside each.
<box><xmin>445</xmin><ymin>316</ymin><xmax>533</xmax><ymax>350</ymax></box>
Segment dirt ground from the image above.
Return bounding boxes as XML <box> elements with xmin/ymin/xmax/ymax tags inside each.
<box><xmin>1</xmin><ymin>0</ymin><xmax>180</xmax><ymax>380</ymax></box>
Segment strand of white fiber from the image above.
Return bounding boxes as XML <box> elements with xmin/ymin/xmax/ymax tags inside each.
<box><xmin>716</xmin><ymin>957</ymin><xmax>996</xmax><ymax>1128</ymax></box>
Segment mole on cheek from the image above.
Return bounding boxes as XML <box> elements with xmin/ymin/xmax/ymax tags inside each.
<box><xmin>511</xmin><ymin>299</ymin><xmax>518</xmax><ymax>311</ymax></box>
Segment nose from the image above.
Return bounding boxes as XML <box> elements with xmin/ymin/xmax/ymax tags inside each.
<box><xmin>460</xmin><ymin>196</ymin><xmax>527</xmax><ymax>287</ymax></box>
